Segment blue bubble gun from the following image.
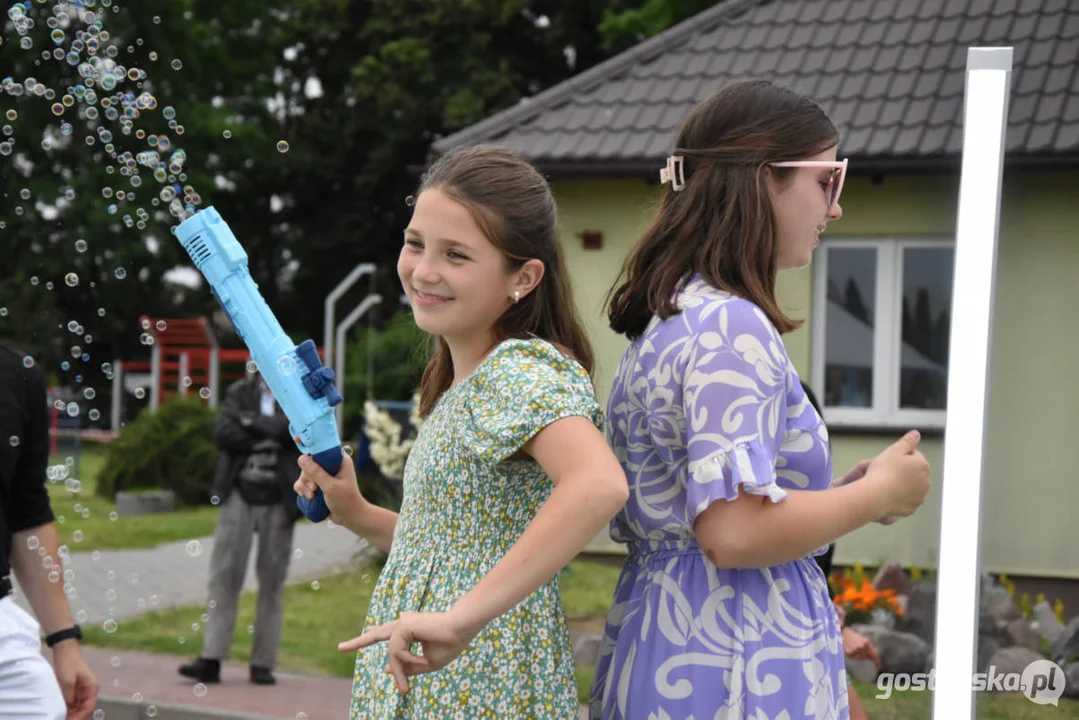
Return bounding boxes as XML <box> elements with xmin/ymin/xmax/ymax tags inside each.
<box><xmin>174</xmin><ymin>206</ymin><xmax>340</xmax><ymax>522</ymax></box>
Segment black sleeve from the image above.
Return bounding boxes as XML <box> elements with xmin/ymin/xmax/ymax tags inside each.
<box><xmin>8</xmin><ymin>361</ymin><xmax>55</xmax><ymax>534</ymax></box>
<box><xmin>212</xmin><ymin>383</ymin><xmax>260</xmax><ymax>454</ymax></box>
<box><xmin>252</xmin><ymin>412</ymin><xmax>292</xmax><ymax>443</ymax></box>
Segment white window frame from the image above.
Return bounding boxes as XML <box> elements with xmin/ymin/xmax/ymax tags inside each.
<box><xmin>810</xmin><ymin>237</ymin><xmax>954</xmax><ymax>431</ymax></box>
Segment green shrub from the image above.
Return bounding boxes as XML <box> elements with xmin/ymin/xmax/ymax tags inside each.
<box><xmin>96</xmin><ymin>397</ymin><xmax>219</xmax><ymax>506</ymax></box>
<box><xmin>341</xmin><ymin>311</ymin><xmax>428</xmax><ymax>438</ymax></box>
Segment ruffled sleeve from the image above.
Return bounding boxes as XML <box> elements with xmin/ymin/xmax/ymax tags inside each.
<box><xmin>461</xmin><ymin>338</ymin><xmax>604</xmax><ymax>463</ymax></box>
<box><xmin>682</xmin><ymin>298</ymin><xmax>792</xmax><ymax>523</ymax></box>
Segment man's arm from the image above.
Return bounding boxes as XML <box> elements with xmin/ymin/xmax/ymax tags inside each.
<box><xmin>10</xmin><ymin>521</ymin><xmax>74</xmax><ymax>636</ymax></box>
<box><xmin>7</xmin><ymin>359</ymin><xmax>69</xmax><ymax>631</ymax></box>
<box><xmin>7</xmin><ymin>355</ymin><xmax>98</xmax><ymax>719</ymax></box>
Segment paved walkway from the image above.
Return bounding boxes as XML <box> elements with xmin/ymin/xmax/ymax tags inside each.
<box><xmin>13</xmin><ymin>520</ymin><xmax>369</xmax><ymax>625</ymax></box>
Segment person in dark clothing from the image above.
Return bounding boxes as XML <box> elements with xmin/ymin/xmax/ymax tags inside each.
<box><xmin>0</xmin><ymin>342</ymin><xmax>98</xmax><ymax>719</ymax></box>
<box><xmin>179</xmin><ymin>371</ymin><xmax>303</xmax><ymax>686</ymax></box>
<box><xmin>801</xmin><ymin>379</ymin><xmax>878</xmax><ymax>719</ymax></box>
<box><xmin>803</xmin><ymin>383</ymin><xmax>838</xmax><ymax>582</ymax></box>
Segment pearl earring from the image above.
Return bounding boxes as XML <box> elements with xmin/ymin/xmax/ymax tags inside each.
<box><xmin>513</xmin><ymin>290</ymin><xmax>520</xmax><ymax>303</ymax></box>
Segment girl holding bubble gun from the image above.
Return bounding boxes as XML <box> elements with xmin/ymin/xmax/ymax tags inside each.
<box><xmin>294</xmin><ymin>145</ymin><xmax>629</xmax><ymax>719</ymax></box>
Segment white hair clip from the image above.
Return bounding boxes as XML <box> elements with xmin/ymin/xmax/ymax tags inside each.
<box><xmin>659</xmin><ymin>155</ymin><xmax>685</xmax><ymax>191</ymax></box>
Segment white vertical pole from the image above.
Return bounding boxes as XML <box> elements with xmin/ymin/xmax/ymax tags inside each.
<box><xmin>931</xmin><ymin>46</ymin><xmax>1012</xmax><ymax>720</ymax></box>
<box><xmin>208</xmin><ymin>348</ymin><xmax>220</xmax><ymax>408</ymax></box>
<box><xmin>150</xmin><ymin>343</ymin><xmax>161</xmax><ymax>412</ymax></box>
<box><xmin>110</xmin><ymin>359</ymin><xmax>123</xmax><ymax>432</ymax></box>
<box><xmin>200</xmin><ymin>316</ymin><xmax>221</xmax><ymax>408</ymax></box>
<box><xmin>178</xmin><ymin>352</ymin><xmax>189</xmax><ymax>397</ymax></box>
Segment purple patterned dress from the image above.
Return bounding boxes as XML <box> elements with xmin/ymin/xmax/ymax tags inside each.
<box><xmin>589</xmin><ymin>275</ymin><xmax>848</xmax><ymax>720</ymax></box>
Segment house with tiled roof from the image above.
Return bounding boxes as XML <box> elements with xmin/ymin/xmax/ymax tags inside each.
<box><xmin>432</xmin><ymin>0</ymin><xmax>1079</xmax><ymax>585</ymax></box>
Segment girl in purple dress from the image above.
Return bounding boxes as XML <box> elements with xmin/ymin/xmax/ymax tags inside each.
<box><xmin>589</xmin><ymin>80</ymin><xmax>932</xmax><ymax>719</ymax></box>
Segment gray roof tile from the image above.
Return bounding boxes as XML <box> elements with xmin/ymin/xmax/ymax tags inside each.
<box><xmin>433</xmin><ymin>0</ymin><xmax>1079</xmax><ymax>168</ymax></box>
<box><xmin>1027</xmin><ymin>123</ymin><xmax>1057</xmax><ymax>152</ymax></box>
<box><xmin>1055</xmin><ymin>123</ymin><xmax>1079</xmax><ymax>152</ymax></box>
<box><xmin>1045</xmin><ymin>64</ymin><xmax>1076</xmax><ymax>95</ymax></box>
<box><xmin>1065</xmin><ymin>12</ymin><xmax>1079</xmax><ymax>40</ymax></box>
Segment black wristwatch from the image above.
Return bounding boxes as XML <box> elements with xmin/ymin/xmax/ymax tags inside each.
<box><xmin>45</xmin><ymin>624</ymin><xmax>82</xmax><ymax>648</ymax></box>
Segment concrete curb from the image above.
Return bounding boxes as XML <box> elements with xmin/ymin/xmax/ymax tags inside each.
<box><xmin>95</xmin><ymin>695</ymin><xmax>283</xmax><ymax>720</ymax></box>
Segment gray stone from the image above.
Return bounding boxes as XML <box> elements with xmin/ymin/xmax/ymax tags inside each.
<box><xmin>987</xmin><ymin>646</ymin><xmax>1044</xmax><ymax>678</ymax></box>
<box><xmin>903</xmin><ymin>582</ymin><xmax>936</xmax><ymax>644</ymax></box>
<box><xmin>845</xmin><ymin>656</ymin><xmax>878</xmax><ymax>684</ymax></box>
<box><xmin>1050</xmin><ymin>617</ymin><xmax>1079</xmax><ymax>664</ymax></box>
<box><xmin>982</xmin><ymin>586</ymin><xmax>1022</xmax><ymax>626</ymax></box>
<box><xmin>872</xmin><ymin>560</ymin><xmax>909</xmax><ymax>596</ymax></box>
<box><xmin>980</xmin><ymin>610</ymin><xmax>1010</xmax><ymax>642</ymax></box>
<box><xmin>1006</xmin><ymin>617</ymin><xmax>1040</xmax><ymax>651</ymax></box>
<box><xmin>1032</xmin><ymin>601</ymin><xmax>1066</xmax><ymax>645</ymax></box>
<box><xmin>115</xmin><ymin>489</ymin><xmax>177</xmax><ymax>516</ymax></box>
<box><xmin>978</xmin><ymin>635</ymin><xmax>1006</xmax><ymax>673</ymax></box>
<box><xmin>1064</xmin><ymin>661</ymin><xmax>1079</xmax><ymax>699</ymax></box>
<box><xmin>850</xmin><ymin>624</ymin><xmax>931</xmax><ymax>676</ymax></box>
<box><xmin>574</xmin><ymin>634</ymin><xmax>603</xmax><ymax>668</ymax></box>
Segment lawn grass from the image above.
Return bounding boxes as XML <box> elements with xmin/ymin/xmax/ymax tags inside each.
<box><xmin>46</xmin><ymin>445</ymin><xmax>221</xmax><ymax>551</ymax></box>
<box><xmin>82</xmin><ymin>566</ymin><xmax>378</xmax><ymax>677</ymax></box>
<box><xmin>850</xmin><ymin>679</ymin><xmax>1079</xmax><ymax>718</ymax></box>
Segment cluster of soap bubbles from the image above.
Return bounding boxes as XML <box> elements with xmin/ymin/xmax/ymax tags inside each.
<box><xmin>2</xmin><ymin>0</ymin><xmax>203</xmax><ymax>225</ymax></box>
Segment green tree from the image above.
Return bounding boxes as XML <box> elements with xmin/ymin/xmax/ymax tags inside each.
<box><xmin>598</xmin><ymin>0</ymin><xmax>718</xmax><ymax>52</ymax></box>
<box><xmin>2</xmin><ymin>0</ymin><xmax>629</xmax><ymax>398</ymax></box>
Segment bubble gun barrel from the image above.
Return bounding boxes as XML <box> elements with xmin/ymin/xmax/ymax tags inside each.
<box><xmin>174</xmin><ymin>206</ymin><xmax>341</xmax><ymax>522</ymax></box>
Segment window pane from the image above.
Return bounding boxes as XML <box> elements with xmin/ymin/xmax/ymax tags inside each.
<box><xmin>900</xmin><ymin>248</ymin><xmax>953</xmax><ymax>409</ymax></box>
<box><xmin>824</xmin><ymin>247</ymin><xmax>876</xmax><ymax>408</ymax></box>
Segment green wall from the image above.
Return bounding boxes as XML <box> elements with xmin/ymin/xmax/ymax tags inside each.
<box><xmin>555</xmin><ymin>171</ymin><xmax>1079</xmax><ymax>578</ymax></box>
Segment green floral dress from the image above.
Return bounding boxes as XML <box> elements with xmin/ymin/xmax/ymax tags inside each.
<box><xmin>349</xmin><ymin>338</ymin><xmax>604</xmax><ymax>720</ymax></box>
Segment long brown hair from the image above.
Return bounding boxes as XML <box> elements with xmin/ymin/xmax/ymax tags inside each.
<box><xmin>606</xmin><ymin>79</ymin><xmax>840</xmax><ymax>340</ymax></box>
<box><xmin>413</xmin><ymin>145</ymin><xmax>594</xmax><ymax>416</ymax></box>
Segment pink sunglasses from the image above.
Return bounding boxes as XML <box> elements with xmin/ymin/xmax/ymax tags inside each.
<box><xmin>770</xmin><ymin>158</ymin><xmax>848</xmax><ymax>209</ymax></box>
<box><xmin>660</xmin><ymin>155</ymin><xmax>849</xmax><ymax>209</ymax></box>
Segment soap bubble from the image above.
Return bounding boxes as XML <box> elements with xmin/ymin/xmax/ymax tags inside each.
<box><xmin>276</xmin><ymin>140</ymin><xmax>289</xmax><ymax>153</ymax></box>
<box><xmin>102</xmin><ymin>618</ymin><xmax>117</xmax><ymax>633</ymax></box>
<box><xmin>277</xmin><ymin>356</ymin><xmax>296</xmax><ymax>375</ymax></box>
<box><xmin>75</xmin><ymin>239</ymin><xmax>88</xmax><ymax>252</ymax></box>
<box><xmin>65</xmin><ymin>273</ymin><xmax>79</xmax><ymax>287</ymax></box>
<box><xmin>114</xmin><ymin>267</ymin><xmax>127</xmax><ymax>279</ymax></box>
<box><xmin>199</xmin><ymin>387</ymin><xmax>212</xmax><ymax>400</ymax></box>
<box><xmin>185</xmin><ymin>540</ymin><xmax>202</xmax><ymax>557</ymax></box>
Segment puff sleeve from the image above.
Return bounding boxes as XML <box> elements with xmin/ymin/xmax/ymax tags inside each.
<box><xmin>461</xmin><ymin>339</ymin><xmax>604</xmax><ymax>463</ymax></box>
<box><xmin>682</xmin><ymin>299</ymin><xmax>792</xmax><ymax>523</ymax></box>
